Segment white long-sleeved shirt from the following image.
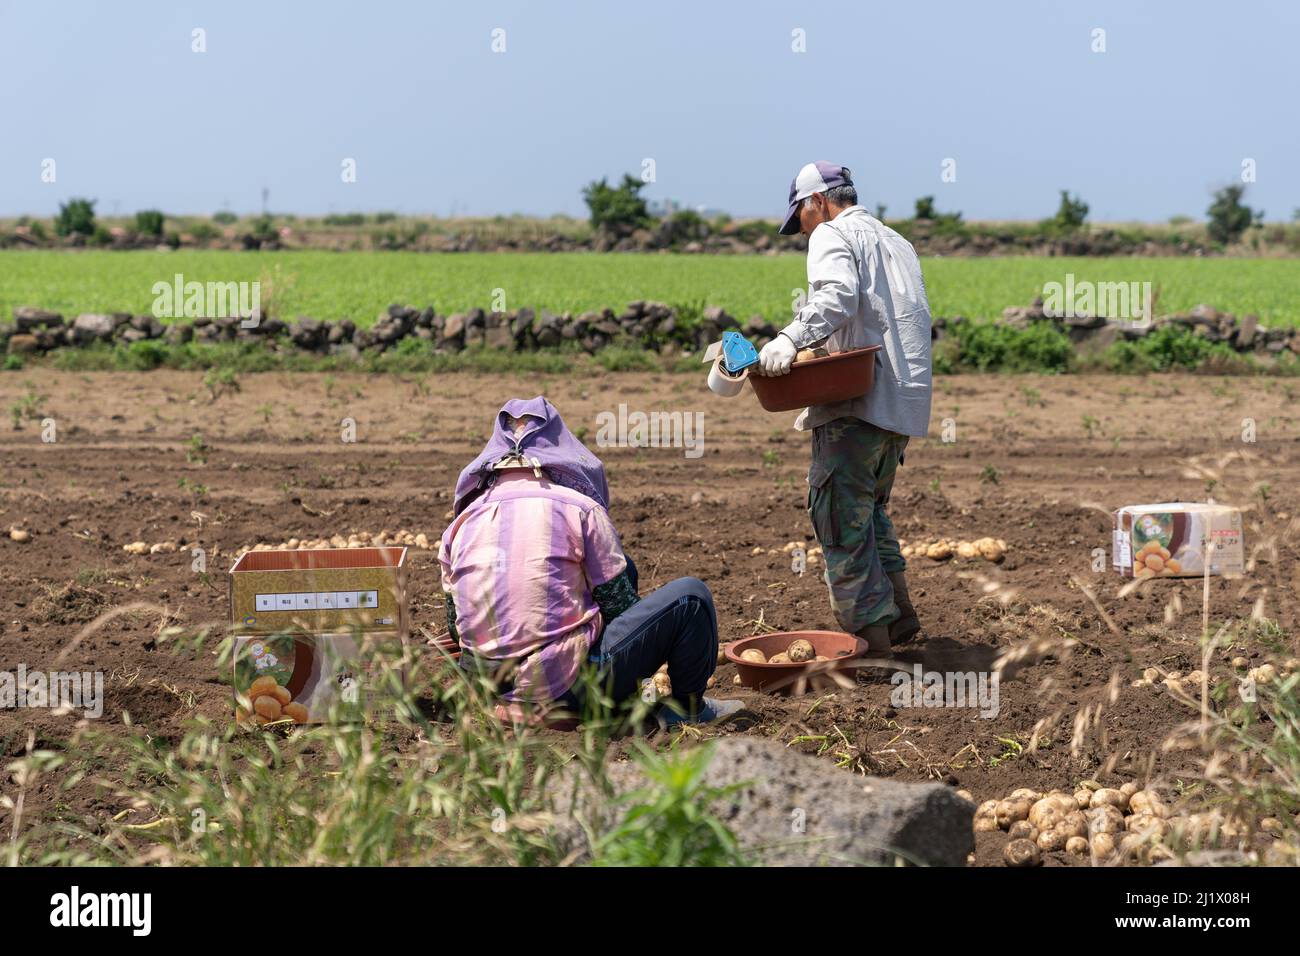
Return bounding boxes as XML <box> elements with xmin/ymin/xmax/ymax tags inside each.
<box><xmin>779</xmin><ymin>205</ymin><xmax>933</xmax><ymax>437</ymax></box>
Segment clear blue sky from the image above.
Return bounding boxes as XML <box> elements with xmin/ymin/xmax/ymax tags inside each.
<box><xmin>1</xmin><ymin>0</ymin><xmax>1296</xmax><ymax>222</ymax></box>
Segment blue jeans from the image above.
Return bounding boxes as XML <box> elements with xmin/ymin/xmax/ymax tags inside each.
<box><xmin>568</xmin><ymin>576</ymin><xmax>719</xmax><ymax>710</ymax></box>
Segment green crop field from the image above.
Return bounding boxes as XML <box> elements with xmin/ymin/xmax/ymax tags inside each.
<box><xmin>2</xmin><ymin>250</ymin><xmax>1297</xmax><ymax>328</ymax></box>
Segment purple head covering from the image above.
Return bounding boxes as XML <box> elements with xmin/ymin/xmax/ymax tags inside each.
<box><xmin>453</xmin><ymin>397</ymin><xmax>610</xmax><ymax>516</ymax></box>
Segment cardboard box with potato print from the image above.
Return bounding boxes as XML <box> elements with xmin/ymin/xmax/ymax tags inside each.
<box><xmin>1112</xmin><ymin>503</ymin><xmax>1244</xmax><ymax>578</ymax></box>
<box><xmin>229</xmin><ymin>547</ymin><xmax>409</xmax><ymax>724</ymax></box>
<box><xmin>233</xmin><ymin>633</ymin><xmax>404</xmax><ymax>724</ymax></box>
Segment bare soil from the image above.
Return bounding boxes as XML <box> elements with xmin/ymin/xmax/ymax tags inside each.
<box><xmin>2</xmin><ymin>368</ymin><xmax>1298</xmax><ymax>866</ymax></box>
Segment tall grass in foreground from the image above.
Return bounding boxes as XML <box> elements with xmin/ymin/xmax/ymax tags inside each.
<box><xmin>3</xmin><ymin>632</ymin><xmax>747</xmax><ymax>867</ymax></box>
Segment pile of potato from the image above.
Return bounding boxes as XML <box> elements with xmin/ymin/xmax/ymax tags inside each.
<box><xmin>1132</xmin><ymin>658</ymin><xmax>1296</xmax><ymax>693</ymax></box>
<box><xmin>1130</xmin><ymin>667</ymin><xmax>1215</xmax><ymax>692</ymax></box>
<box><xmin>122</xmin><ymin>540</ymin><xmax>178</xmax><ymax>555</ymax></box>
<box><xmin>901</xmin><ymin>537</ymin><xmax>1008</xmax><ymax>563</ymax></box>
<box><xmin>749</xmin><ymin>541</ymin><xmax>824</xmax><ymax>567</ymax></box>
<box><xmin>740</xmin><ymin>639</ymin><xmax>827</xmax><ymax>665</ymax></box>
<box><xmin>976</xmin><ymin>783</ymin><xmax>1179</xmax><ymax>866</ymax></box>
<box><xmin>237</xmin><ymin>675</ymin><xmax>309</xmax><ymax>725</ymax></box>
<box><xmin>1130</xmin><ymin>540</ymin><xmax>1181</xmax><ymax>578</ymax></box>
<box><xmin>974</xmin><ymin>782</ymin><xmax>1299</xmax><ymax>866</ymax></box>
<box><xmin>238</xmin><ymin>529</ymin><xmax>433</xmax><ymax>555</ymax></box>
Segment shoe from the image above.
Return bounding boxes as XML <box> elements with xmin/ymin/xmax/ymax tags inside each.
<box><xmin>657</xmin><ymin>696</ymin><xmax>744</xmax><ymax>728</ymax></box>
<box><xmin>857</xmin><ymin>623</ymin><xmax>892</xmax><ymax>655</ymax></box>
<box><xmin>888</xmin><ymin>571</ymin><xmax>921</xmax><ymax>645</ymax></box>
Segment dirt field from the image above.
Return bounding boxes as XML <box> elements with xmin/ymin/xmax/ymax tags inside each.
<box><xmin>2</xmin><ymin>367</ymin><xmax>1298</xmax><ymax>865</ymax></box>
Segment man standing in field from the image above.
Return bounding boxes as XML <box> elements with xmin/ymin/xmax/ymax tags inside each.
<box><xmin>758</xmin><ymin>162</ymin><xmax>933</xmax><ymax>655</ymax></box>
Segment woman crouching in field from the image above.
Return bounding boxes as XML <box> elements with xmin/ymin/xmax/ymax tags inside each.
<box><xmin>438</xmin><ymin>397</ymin><xmax>742</xmax><ymax>728</ymax></box>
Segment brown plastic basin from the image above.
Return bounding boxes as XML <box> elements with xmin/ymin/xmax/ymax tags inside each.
<box><xmin>725</xmin><ymin>631</ymin><xmax>868</xmax><ymax>695</ymax></box>
<box><xmin>748</xmin><ymin>345</ymin><xmax>881</xmax><ymax>412</ymax></box>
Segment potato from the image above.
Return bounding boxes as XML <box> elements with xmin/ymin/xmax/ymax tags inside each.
<box><xmin>732</xmin><ymin>673</ymin><xmax>743</xmax><ymax>686</ymax></box>
<box><xmin>652</xmin><ymin>672</ymin><xmax>672</xmax><ymax>697</ymax></box>
<box><xmin>1061</xmin><ymin>810</ymin><xmax>1089</xmax><ymax>839</ymax></box>
<box><xmin>1066</xmin><ymin>835</ymin><xmax>1089</xmax><ymax>856</ymax></box>
<box><xmin>740</xmin><ymin>649</ymin><xmax>767</xmax><ymax>664</ymax></box>
<box><xmin>1028</xmin><ymin>794</ymin><xmax>1075</xmax><ymax>831</ymax></box>
<box><xmin>8</xmin><ymin>528</ymin><xmax>30</xmax><ymax>543</ymax></box>
<box><xmin>973</xmin><ymin>800</ymin><xmax>1000</xmax><ymax>832</ymax></box>
<box><xmin>1128</xmin><ymin>789</ymin><xmax>1167</xmax><ymax>818</ymax></box>
<box><xmin>1087</xmin><ymin>804</ymin><xmax>1124</xmax><ymax>835</ymax></box>
<box><xmin>787</xmin><ymin>639</ymin><xmax>816</xmax><ymax>662</ymax></box>
<box><xmin>123</xmin><ymin>541</ymin><xmax>149</xmax><ymax>555</ymax></box>
<box><xmin>956</xmin><ymin>541</ymin><xmax>978</xmax><ymax>559</ymax></box>
<box><xmin>1126</xmin><ymin>813</ymin><xmax>1169</xmax><ymax>837</ymax></box>
<box><xmin>248</xmin><ymin>675</ymin><xmax>279</xmax><ymax>699</ymax></box>
<box><xmin>282</xmin><ymin>702</ymin><xmax>309</xmax><ymax>723</ymax></box>
<box><xmin>1008</xmin><ymin>820</ymin><xmax>1037</xmax><ymax>841</ymax></box>
<box><xmin>768</xmin><ymin>652</ymin><xmax>791</xmax><ymax>664</ymax></box>
<box><xmin>717</xmin><ymin>646</ymin><xmax>728</xmax><ymax>666</ymax></box>
<box><xmin>976</xmin><ymin>539</ymin><xmax>1005</xmax><ymax>562</ymax></box>
<box><xmin>926</xmin><ymin>542</ymin><xmax>952</xmax><ymax>560</ymax></box>
<box><xmin>1090</xmin><ymin>831</ymin><xmax>1118</xmax><ymax>864</ymax></box>
<box><xmin>253</xmin><ymin>695</ymin><xmax>282</xmax><ymax>720</ymax></box>
<box><xmin>814</xmin><ymin>655</ymin><xmax>830</xmax><ymax>661</ymax></box>
<box><xmin>1010</xmin><ymin>787</ymin><xmax>1042</xmax><ymax>802</ymax></box>
<box><xmin>1036</xmin><ymin>827</ymin><xmax>1068</xmax><ymax>852</ymax></box>
<box><xmin>1250</xmin><ymin>663</ymin><xmax>1277</xmax><ymax>685</ymax></box>
<box><xmin>1091</xmin><ymin>788</ymin><xmax>1128</xmax><ymax>811</ymax></box>
<box><xmin>1003</xmin><ymin>838</ymin><xmax>1041</xmax><ymax>867</ymax></box>
<box><xmin>995</xmin><ymin>798</ymin><xmax>1032</xmax><ymax>829</ymax></box>
<box><xmin>955</xmin><ymin>789</ymin><xmax>974</xmax><ymax>803</ymax></box>
<box><xmin>1073</xmin><ymin>789</ymin><xmax>1093</xmax><ymax>810</ymax></box>
<box><xmin>1231</xmin><ymin>656</ymin><xmax>1249</xmax><ymax>669</ymax></box>
<box><xmin>270</xmin><ymin>685</ymin><xmax>292</xmax><ymax>706</ymax></box>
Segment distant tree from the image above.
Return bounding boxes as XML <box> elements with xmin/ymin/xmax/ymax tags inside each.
<box><xmin>134</xmin><ymin>209</ymin><xmax>165</xmax><ymax>237</ymax></box>
<box><xmin>1207</xmin><ymin>185</ymin><xmax>1262</xmax><ymax>245</ymax></box>
<box><xmin>582</xmin><ymin>174</ymin><xmax>652</xmax><ymax>232</ymax></box>
<box><xmin>913</xmin><ymin>195</ymin><xmax>961</xmax><ymax>225</ymax></box>
<box><xmin>55</xmin><ymin>197</ymin><xmax>96</xmax><ymax>237</ymax></box>
<box><xmin>1053</xmin><ymin>191</ymin><xmax>1089</xmax><ymax>231</ymax></box>
<box><xmin>213</xmin><ymin>210</ymin><xmax>237</xmax><ymax>224</ymax></box>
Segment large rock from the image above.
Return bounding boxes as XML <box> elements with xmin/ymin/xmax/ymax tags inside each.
<box><xmin>72</xmin><ymin>313</ymin><xmax>117</xmax><ymax>343</ymax></box>
<box><xmin>551</xmin><ymin>737</ymin><xmax>974</xmax><ymax>866</ymax></box>
<box><xmin>14</xmin><ymin>307</ymin><xmax>63</xmax><ymax>331</ymax></box>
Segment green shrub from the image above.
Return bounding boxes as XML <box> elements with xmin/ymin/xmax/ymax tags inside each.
<box><xmin>54</xmin><ymin>197</ymin><xmax>96</xmax><ymax>237</ymax></box>
<box><xmin>582</xmin><ymin>174</ymin><xmax>652</xmax><ymax>232</ymax></box>
<box><xmin>1052</xmin><ymin>191</ymin><xmax>1089</xmax><ymax>232</ymax></box>
<box><xmin>189</xmin><ymin>222</ymin><xmax>219</xmax><ymax>243</ymax></box>
<box><xmin>1208</xmin><ymin>185</ymin><xmax>1262</xmax><ymax>245</ymax></box>
<box><xmin>952</xmin><ymin>321</ymin><xmax>1073</xmax><ymax>372</ymax></box>
<box><xmin>212</xmin><ymin>211</ymin><xmax>237</xmax><ymax>225</ymax></box>
<box><xmin>134</xmin><ymin>209</ymin><xmax>165</xmax><ymax>237</ymax></box>
<box><xmin>1102</xmin><ymin>324</ymin><xmax>1244</xmax><ymax>372</ymax></box>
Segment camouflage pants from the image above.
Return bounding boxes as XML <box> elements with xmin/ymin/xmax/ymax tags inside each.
<box><xmin>807</xmin><ymin>418</ymin><xmax>909</xmax><ymax>633</ymax></box>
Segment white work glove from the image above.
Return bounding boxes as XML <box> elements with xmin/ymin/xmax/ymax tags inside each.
<box><xmin>759</xmin><ymin>333</ymin><xmax>797</xmax><ymax>376</ymax></box>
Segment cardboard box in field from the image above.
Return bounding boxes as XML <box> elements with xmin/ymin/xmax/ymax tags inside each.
<box><xmin>232</xmin><ymin>632</ymin><xmax>406</xmax><ymax>724</ymax></box>
<box><xmin>228</xmin><ymin>547</ymin><xmax>409</xmax><ymax>724</ymax></box>
<box><xmin>1112</xmin><ymin>503</ymin><xmax>1244</xmax><ymax>578</ymax></box>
